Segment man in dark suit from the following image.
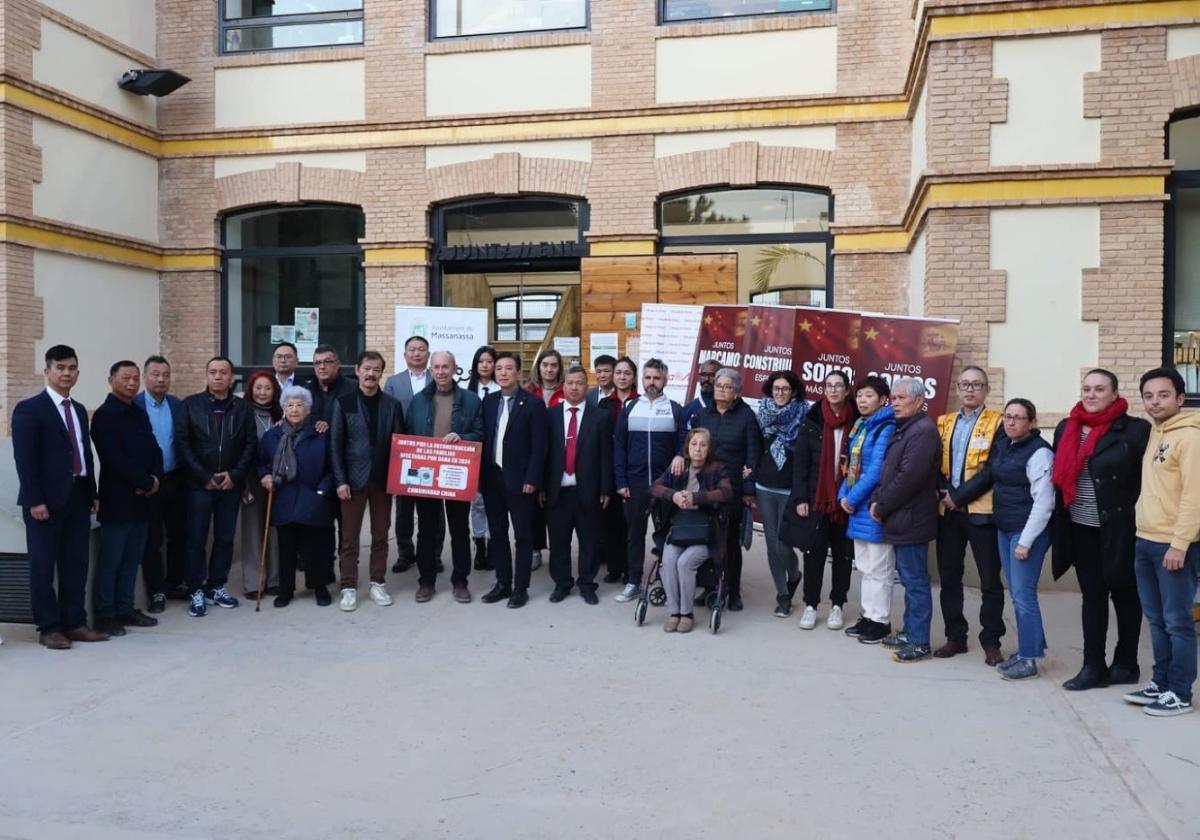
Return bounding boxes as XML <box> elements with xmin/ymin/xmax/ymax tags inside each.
<box><xmin>543</xmin><ymin>365</ymin><xmax>612</xmax><ymax>605</ymax></box>
<box><xmin>134</xmin><ymin>354</ymin><xmax>188</xmax><ymax>612</ymax></box>
<box><xmin>584</xmin><ymin>354</ymin><xmax>617</xmax><ymax>408</ymax></box>
<box><xmin>91</xmin><ymin>360</ymin><xmax>164</xmax><ymax>637</ymax></box>
<box><xmin>481</xmin><ymin>352</ymin><xmax>547</xmax><ymax>608</ymax></box>
<box><xmin>384</xmin><ymin>335</ymin><xmax>431</xmax><ymax>572</ymax></box>
<box><xmin>12</xmin><ymin>344</ymin><xmax>109</xmax><ymax>649</ymax></box>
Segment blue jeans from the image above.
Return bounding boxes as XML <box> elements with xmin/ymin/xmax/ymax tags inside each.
<box><xmin>997</xmin><ymin>528</ymin><xmax>1049</xmax><ymax>660</ymax></box>
<box><xmin>94</xmin><ymin>521</ymin><xmax>149</xmax><ymax>619</ymax></box>
<box><xmin>186</xmin><ymin>488</ymin><xmax>240</xmax><ymax>592</ymax></box>
<box><xmin>1134</xmin><ymin>538</ymin><xmax>1199</xmax><ymax>703</ymax></box>
<box><xmin>894</xmin><ymin>543</ymin><xmax>932</xmax><ymax>646</ymax></box>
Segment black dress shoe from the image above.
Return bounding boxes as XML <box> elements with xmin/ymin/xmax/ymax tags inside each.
<box><xmin>549</xmin><ymin>586</ymin><xmax>572</xmax><ymax>603</ymax></box>
<box><xmin>473</xmin><ymin>538</ymin><xmax>490</xmax><ymax>571</ymax></box>
<box><xmin>1107</xmin><ymin>663</ymin><xmax>1141</xmax><ymax>686</ymax></box>
<box><xmin>481</xmin><ymin>583</ymin><xmax>512</xmax><ymax>604</ymax></box>
<box><xmin>94</xmin><ymin>617</ymin><xmax>127</xmax><ymax>637</ymax></box>
<box><xmin>273</xmin><ymin>593</ymin><xmax>292</xmax><ymax>608</ymax></box>
<box><xmin>507</xmin><ymin>590</ymin><xmax>529</xmax><ymax>609</ymax></box>
<box><xmin>165</xmin><ymin>584</ymin><xmax>192</xmax><ymax>601</ymax></box>
<box><xmin>392</xmin><ymin>556</ymin><xmax>414</xmax><ymax>574</ymax></box>
<box><xmin>264</xmin><ymin>586</ymin><xmax>280</xmax><ymax>597</ymax></box>
<box><xmin>603</xmin><ymin>570</ymin><xmax>623</xmax><ymax>584</ymax></box>
<box><xmin>119</xmin><ymin>610</ymin><xmax>159</xmax><ymax>628</ymax></box>
<box><xmin>314</xmin><ymin>586</ymin><xmax>332</xmax><ymax>607</ymax></box>
<box><xmin>1063</xmin><ymin>665</ymin><xmax>1110</xmax><ymax>691</ymax></box>
<box><xmin>726</xmin><ymin>593</ymin><xmax>744</xmax><ymax>612</ymax></box>
<box><xmin>581</xmin><ymin>589</ymin><xmax>599</xmax><ymax>605</ymax></box>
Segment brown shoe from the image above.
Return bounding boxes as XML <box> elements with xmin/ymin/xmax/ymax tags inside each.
<box><xmin>933</xmin><ymin>639</ymin><xmax>968</xmax><ymax>658</ymax></box>
<box><xmin>39</xmin><ymin>632</ymin><xmax>71</xmax><ymax>650</ymax></box>
<box><xmin>677</xmin><ymin>615</ymin><xmax>694</xmax><ymax>633</ymax></box>
<box><xmin>415</xmin><ymin>585</ymin><xmax>435</xmax><ymax>603</ymax></box>
<box><xmin>983</xmin><ymin>646</ymin><xmax>1004</xmax><ymax>667</ymax></box>
<box><xmin>663</xmin><ymin>615</ymin><xmax>679</xmax><ymax>633</ymax></box>
<box><xmin>453</xmin><ymin>585</ymin><xmax>471</xmax><ymax>604</ymax></box>
<box><xmin>63</xmin><ymin>626</ymin><xmax>110</xmax><ymax>643</ymax></box>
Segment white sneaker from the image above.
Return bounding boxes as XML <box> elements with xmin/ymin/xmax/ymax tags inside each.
<box><xmin>531</xmin><ymin>550</ymin><xmax>543</xmax><ymax>571</ymax></box>
<box><xmin>339</xmin><ymin>588</ymin><xmax>358</xmax><ymax>612</ymax></box>
<box><xmin>798</xmin><ymin>606</ymin><xmax>818</xmax><ymax>630</ymax></box>
<box><xmin>827</xmin><ymin>605</ymin><xmax>844</xmax><ymax>630</ymax></box>
<box><xmin>369</xmin><ymin>583</ymin><xmax>393</xmax><ymax>607</ymax></box>
<box><xmin>615</xmin><ymin>583</ymin><xmax>641</xmax><ymax>603</ymax></box>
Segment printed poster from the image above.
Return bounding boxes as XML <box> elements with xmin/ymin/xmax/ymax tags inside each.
<box><xmin>386</xmin><ymin>435</ymin><xmax>482</xmax><ymax>503</ymax></box>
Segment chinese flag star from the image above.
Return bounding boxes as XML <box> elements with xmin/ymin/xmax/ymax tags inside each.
<box><xmin>751</xmin><ymin>316</ymin><xmax>761</xmax><ymax>326</ymax></box>
<box><xmin>798</xmin><ymin>319</ymin><xmax>812</xmax><ymax>332</ymax></box>
<box><xmin>704</xmin><ymin>315</ymin><xmax>713</xmax><ymax>325</ymax></box>
<box><xmin>864</xmin><ymin>327</ymin><xmax>880</xmax><ymax>341</ymax></box>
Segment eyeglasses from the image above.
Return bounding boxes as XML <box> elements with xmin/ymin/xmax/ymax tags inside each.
<box><xmin>714</xmin><ymin>383</ymin><xmax>736</xmax><ymax>391</ymax></box>
<box><xmin>771</xmin><ymin>386</ymin><xmax>792</xmax><ymax>394</ymax></box>
<box><xmin>958</xmin><ymin>381</ymin><xmax>987</xmax><ymax>391</ymax></box>
<box><xmin>1002</xmin><ymin>414</ymin><xmax>1029</xmax><ymax>422</ymax></box>
<box><xmin>825</xmin><ymin>382</ymin><xmax>847</xmax><ymax>391</ymax></box>
<box><xmin>313</xmin><ymin>359</ymin><xmax>338</xmax><ymax>367</ymax></box>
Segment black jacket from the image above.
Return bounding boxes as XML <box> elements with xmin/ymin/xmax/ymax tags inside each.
<box><xmin>689</xmin><ymin>398</ymin><xmax>763</xmax><ymax>496</ymax></box>
<box><xmin>178</xmin><ymin>391</ymin><xmax>257</xmax><ymax>489</ymax></box>
<box><xmin>91</xmin><ymin>394</ymin><xmax>163</xmax><ymax>524</ymax></box>
<box><xmin>651</xmin><ymin>462</ymin><xmax>733</xmax><ymax>563</ymax></box>
<box><xmin>543</xmin><ymin>402</ymin><xmax>613</xmax><ymax>507</ymax></box>
<box><xmin>482</xmin><ymin>389</ymin><xmax>547</xmax><ymax>493</ymax></box>
<box><xmin>871</xmin><ymin>412</ymin><xmax>941</xmax><ymax>545</ymax></box>
<box><xmin>306</xmin><ymin>374</ymin><xmax>357</xmax><ymax>426</ymax></box>
<box><xmin>330</xmin><ymin>388</ymin><xmax>405</xmax><ymax>491</ymax></box>
<box><xmin>1051</xmin><ymin>413</ymin><xmax>1150</xmax><ymax>585</ymax></box>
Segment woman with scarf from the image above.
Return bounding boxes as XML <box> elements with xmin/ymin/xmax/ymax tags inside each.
<box><xmin>257</xmin><ymin>387</ymin><xmax>336</xmax><ymax>608</ymax></box>
<box><xmin>755</xmin><ymin>371</ymin><xmax>807</xmax><ymax>618</ymax></box>
<box><xmin>788</xmin><ymin>370</ymin><xmax>859</xmax><ymax>629</ymax></box>
<box><xmin>1051</xmin><ymin>369</ymin><xmax>1150</xmax><ymax>691</ymax></box>
<box><xmin>240</xmin><ymin>370</ymin><xmax>281</xmax><ymax>600</ymax></box>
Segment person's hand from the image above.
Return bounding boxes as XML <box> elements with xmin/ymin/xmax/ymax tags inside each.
<box><xmin>742</xmin><ymin>494</ymin><xmax>755</xmax><ymax>508</ymax></box>
<box><xmin>869</xmin><ymin>502</ymin><xmax>881</xmax><ymax>523</ymax></box>
<box><xmin>337</xmin><ymin>484</ymin><xmax>352</xmax><ymax>502</ymax></box>
<box><xmin>522</xmin><ymin>484</ymin><xmax>536</xmax><ymax>495</ymax></box>
<box><xmin>204</xmin><ymin>477</ymin><xmax>220</xmax><ymax>491</ymax></box>
<box><xmin>840</xmin><ymin>498</ymin><xmax>854</xmax><ymax>515</ymax></box>
<box><xmin>1164</xmin><ymin>546</ymin><xmax>1187</xmax><ymax>571</ymax></box>
<box><xmin>939</xmin><ymin>490</ymin><xmax>956</xmax><ymax>510</ymax></box>
<box><xmin>742</xmin><ymin>465</ymin><xmax>752</xmax><ymax>479</ymax></box>
<box><xmin>315</xmin><ymin>420</ymin><xmax>329</xmax><ymax>434</ymax></box>
<box><xmin>600</xmin><ymin>495</ymin><xmax>609</xmax><ymax>509</ymax></box>
<box><xmin>146</xmin><ymin>476</ymin><xmax>160</xmax><ymax>497</ymax></box>
<box><xmin>218</xmin><ymin>475</ymin><xmax>235</xmax><ymax>491</ymax></box>
<box><xmin>261</xmin><ymin>475</ymin><xmax>274</xmax><ymax>492</ymax></box>
<box><xmin>796</xmin><ymin>502</ymin><xmax>810</xmax><ymax>517</ymax></box>
<box><xmin>1015</xmin><ymin>544</ymin><xmax>1029</xmax><ymax>561</ymax></box>
<box><xmin>672</xmin><ymin>491</ymin><xmax>688</xmax><ymax>509</ymax></box>
<box><xmin>443</xmin><ymin>432</ymin><xmax>461</xmax><ymax>444</ymax></box>
<box><xmin>30</xmin><ymin>504</ymin><xmax>50</xmax><ymax>521</ymax></box>
<box><xmin>618</xmin><ymin>487</ymin><xmax>631</xmax><ymax>499</ymax></box>
<box><xmin>91</xmin><ymin>499</ymin><xmax>100</xmax><ymax>515</ymax></box>
<box><xmin>670</xmin><ymin>455</ymin><xmax>686</xmax><ymax>476</ymax></box>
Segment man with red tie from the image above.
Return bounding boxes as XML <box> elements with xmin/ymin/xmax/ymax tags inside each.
<box><xmin>12</xmin><ymin>345</ymin><xmax>109</xmax><ymax>649</ymax></box>
<box><xmin>543</xmin><ymin>366</ymin><xmax>613</xmax><ymax>604</ymax></box>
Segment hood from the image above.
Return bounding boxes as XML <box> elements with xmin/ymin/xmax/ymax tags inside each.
<box><xmin>1154</xmin><ymin>410</ymin><xmax>1200</xmax><ymax>435</ymax></box>
<box><xmin>862</xmin><ymin>404</ymin><xmax>896</xmax><ymax>429</ymax></box>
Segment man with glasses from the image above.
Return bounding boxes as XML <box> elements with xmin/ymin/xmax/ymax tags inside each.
<box><xmin>306</xmin><ymin>343</ymin><xmax>356</xmax><ymax>433</ymax></box>
<box><xmin>272</xmin><ymin>341</ymin><xmax>299</xmax><ymax>395</ymax></box>
<box><xmin>934</xmin><ymin>366</ymin><xmax>1007</xmax><ymax>665</ymax></box>
<box><xmin>683</xmin><ymin>359</ymin><xmax>722</xmax><ymax>431</ymax></box>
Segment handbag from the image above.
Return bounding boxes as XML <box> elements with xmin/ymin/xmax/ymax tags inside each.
<box><xmin>667</xmin><ymin>507</ymin><xmax>710</xmax><ymax>547</ymax></box>
<box><xmin>739</xmin><ymin>505</ymin><xmax>754</xmax><ymax>550</ymax></box>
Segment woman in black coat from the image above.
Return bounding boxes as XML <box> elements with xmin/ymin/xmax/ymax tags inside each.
<box><xmin>1050</xmin><ymin>369</ymin><xmax>1150</xmax><ymax>691</ymax></box>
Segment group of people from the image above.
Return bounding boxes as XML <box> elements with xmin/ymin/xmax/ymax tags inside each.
<box><xmin>9</xmin><ymin>339</ymin><xmax>1199</xmax><ymax>718</ymax></box>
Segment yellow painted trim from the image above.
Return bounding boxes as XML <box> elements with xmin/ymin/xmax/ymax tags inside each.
<box><xmin>161</xmin><ymin>252</ymin><xmax>222</xmax><ymax>270</ymax></box>
<box><xmin>0</xmin><ymin>221</ymin><xmax>219</xmax><ymax>270</ymax></box>
<box><xmin>929</xmin><ymin>1</ymin><xmax>1200</xmax><ymax>37</ymax></box>
<box><xmin>363</xmin><ymin>247</ymin><xmax>428</xmax><ymax>264</ymax></box>
<box><xmin>833</xmin><ymin>231</ymin><xmax>909</xmax><ymax>251</ymax></box>
<box><xmin>0</xmin><ymin>83</ymin><xmax>160</xmax><ymax>155</ymax></box>
<box><xmin>589</xmin><ymin>240</ymin><xmax>657</xmax><ymax>256</ymax></box>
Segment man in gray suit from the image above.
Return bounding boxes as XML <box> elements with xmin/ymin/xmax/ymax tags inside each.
<box><xmin>384</xmin><ymin>335</ymin><xmax>431</xmax><ymax>572</ymax></box>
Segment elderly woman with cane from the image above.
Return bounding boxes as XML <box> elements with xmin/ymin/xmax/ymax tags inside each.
<box><xmin>257</xmin><ymin>386</ymin><xmax>336</xmax><ymax>608</ymax></box>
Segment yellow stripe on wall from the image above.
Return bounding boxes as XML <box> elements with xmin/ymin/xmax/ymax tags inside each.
<box><xmin>363</xmin><ymin>247</ymin><xmax>429</xmax><ymax>264</ymax></box>
<box><xmin>0</xmin><ymin>221</ymin><xmax>219</xmax><ymax>270</ymax></box>
<box><xmin>929</xmin><ymin>0</ymin><xmax>1200</xmax><ymax>37</ymax></box>
<box><xmin>589</xmin><ymin>240</ymin><xmax>657</xmax><ymax>257</ymax></box>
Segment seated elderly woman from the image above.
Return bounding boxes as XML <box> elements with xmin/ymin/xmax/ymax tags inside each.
<box><xmin>257</xmin><ymin>386</ymin><xmax>336</xmax><ymax>608</ymax></box>
<box><xmin>651</xmin><ymin>428</ymin><xmax>733</xmax><ymax>633</ymax></box>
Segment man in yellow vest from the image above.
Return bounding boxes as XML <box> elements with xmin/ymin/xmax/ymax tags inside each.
<box><xmin>935</xmin><ymin>365</ymin><xmax>1007</xmax><ymax>666</ymax></box>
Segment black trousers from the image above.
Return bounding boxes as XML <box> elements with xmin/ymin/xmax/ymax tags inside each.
<box><xmin>600</xmin><ymin>495</ymin><xmax>627</xmax><ymax>576</ymax></box>
<box><xmin>142</xmin><ymin>470</ymin><xmax>188</xmax><ymax>595</ymax></box>
<box><xmin>531</xmin><ymin>504</ymin><xmax>547</xmax><ymax>553</ymax></box>
<box><xmin>416</xmin><ymin>498</ymin><xmax>471</xmax><ymax>587</ymax></box>
<box><xmin>725</xmin><ymin>503</ymin><xmax>746</xmax><ymax>597</ymax></box>
<box><xmin>547</xmin><ymin>487</ymin><xmax>600</xmax><ymax>591</ymax></box>
<box><xmin>25</xmin><ymin>479</ymin><xmax>92</xmax><ymax>634</ymax></box>
<box><xmin>484</xmin><ymin>469</ymin><xmax>535</xmax><ymax>592</ymax></box>
<box><xmin>395</xmin><ymin>495</ymin><xmax>416</xmax><ymax>561</ymax></box>
<box><xmin>802</xmin><ymin>515</ymin><xmax>852</xmax><ymax>607</ymax></box>
<box><xmin>624</xmin><ymin>486</ymin><xmax>654</xmax><ymax>587</ymax></box>
<box><xmin>936</xmin><ymin>509</ymin><xmax>1006</xmax><ymax>647</ymax></box>
<box><xmin>1071</xmin><ymin>522</ymin><xmax>1143</xmax><ymax>669</ymax></box>
<box><xmin>276</xmin><ymin>523</ymin><xmax>334</xmax><ymax>594</ymax></box>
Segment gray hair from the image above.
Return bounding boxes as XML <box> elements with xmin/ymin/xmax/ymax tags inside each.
<box><xmin>280</xmin><ymin>386</ymin><xmax>313</xmax><ymax>410</ymax></box>
<box><xmin>430</xmin><ymin>350</ymin><xmax>456</xmax><ymax>367</ymax></box>
<box><xmin>894</xmin><ymin>377</ymin><xmax>926</xmax><ymax>399</ymax></box>
<box><xmin>715</xmin><ymin>368</ymin><xmax>742</xmax><ymax>393</ymax></box>
<box><xmin>644</xmin><ymin>357</ymin><xmax>669</xmax><ymax>377</ymax></box>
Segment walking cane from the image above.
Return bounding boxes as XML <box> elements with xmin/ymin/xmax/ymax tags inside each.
<box><xmin>255</xmin><ymin>487</ymin><xmax>274</xmax><ymax>612</ymax></box>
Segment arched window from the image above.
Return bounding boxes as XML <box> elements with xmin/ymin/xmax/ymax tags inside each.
<box><xmin>658</xmin><ymin>186</ymin><xmax>832</xmax><ymax>306</ymax></box>
<box><xmin>1167</xmin><ymin>114</ymin><xmax>1200</xmax><ymax>395</ymax></box>
<box><xmin>222</xmin><ymin>204</ymin><xmax>365</xmax><ymax>370</ymax></box>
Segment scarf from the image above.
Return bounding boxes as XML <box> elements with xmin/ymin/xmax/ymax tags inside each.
<box><xmin>758</xmin><ymin>398</ymin><xmax>805</xmax><ymax>470</ymax></box>
<box><xmin>815</xmin><ymin>399</ymin><xmax>853</xmax><ymax>521</ymax></box>
<box><xmin>1051</xmin><ymin>397</ymin><xmax>1128</xmax><ymax>507</ymax></box>
<box><xmin>272</xmin><ymin>421</ymin><xmax>304</xmax><ymax>487</ymax></box>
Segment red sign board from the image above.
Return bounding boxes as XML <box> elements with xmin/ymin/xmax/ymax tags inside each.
<box><xmin>386</xmin><ymin>435</ymin><xmax>482</xmax><ymax>502</ymax></box>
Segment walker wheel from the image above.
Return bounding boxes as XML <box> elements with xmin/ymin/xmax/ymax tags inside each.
<box><xmin>710</xmin><ymin>607</ymin><xmax>722</xmax><ymax>634</ymax></box>
<box><xmin>705</xmin><ymin>592</ymin><xmax>720</xmax><ymax>610</ymax></box>
<box><xmin>649</xmin><ymin>586</ymin><xmax>667</xmax><ymax>607</ymax></box>
<box><xmin>634</xmin><ymin>599</ymin><xmax>648</xmax><ymax>626</ymax></box>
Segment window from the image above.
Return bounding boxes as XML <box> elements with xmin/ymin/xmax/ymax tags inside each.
<box><xmin>432</xmin><ymin>0</ymin><xmax>588</xmax><ymax>38</ymax></box>
<box><xmin>223</xmin><ymin>205</ymin><xmax>365</xmax><ymax>369</ymax></box>
<box><xmin>494</xmin><ymin>292</ymin><xmax>562</xmax><ymax>341</ymax></box>
<box><xmin>1168</xmin><ymin>115</ymin><xmax>1200</xmax><ymax>394</ymax></box>
<box><xmin>659</xmin><ymin>187</ymin><xmax>832</xmax><ymax>305</ymax></box>
<box><xmin>221</xmin><ymin>0</ymin><xmax>363</xmax><ymax>53</ymax></box>
<box><xmin>661</xmin><ymin>0</ymin><xmax>832</xmax><ymax>24</ymax></box>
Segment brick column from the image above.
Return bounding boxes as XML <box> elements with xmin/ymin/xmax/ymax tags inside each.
<box><xmin>591</xmin><ymin>0</ymin><xmax>657</xmax><ymax>110</ymax></box>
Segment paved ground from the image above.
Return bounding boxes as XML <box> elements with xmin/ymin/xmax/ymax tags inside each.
<box><xmin>2</xmin><ymin>538</ymin><xmax>1198</xmax><ymax>840</ymax></box>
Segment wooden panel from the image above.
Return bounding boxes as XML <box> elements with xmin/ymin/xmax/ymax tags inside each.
<box><xmin>580</xmin><ymin>256</ymin><xmax>657</xmax><ymax>369</ymax></box>
<box><xmin>657</xmin><ymin>253</ymin><xmax>737</xmax><ymax>305</ymax></box>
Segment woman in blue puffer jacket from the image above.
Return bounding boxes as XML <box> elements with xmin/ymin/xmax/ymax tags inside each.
<box><xmin>837</xmin><ymin>376</ymin><xmax>897</xmax><ymax>643</ymax></box>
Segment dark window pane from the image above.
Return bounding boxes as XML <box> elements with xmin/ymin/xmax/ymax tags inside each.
<box><xmin>443</xmin><ymin>199</ymin><xmax>581</xmax><ymax>246</ymax></box>
<box><xmin>225</xmin><ymin>0</ymin><xmax>362</xmax><ymax>19</ymax></box>
<box><xmin>1173</xmin><ymin>187</ymin><xmax>1200</xmax><ymax>392</ymax></box>
<box><xmin>663</xmin><ymin>0</ymin><xmax>832</xmax><ymax>22</ymax></box>
<box><xmin>660</xmin><ymin>188</ymin><xmax>829</xmax><ymax>236</ymax></box>
<box><xmin>226</xmin><ymin>206</ymin><xmax>363</xmax><ymax>250</ymax></box>
<box><xmin>433</xmin><ymin>0</ymin><xmax>588</xmax><ymax>37</ymax></box>
<box><xmin>224</xmin><ymin>20</ymin><xmax>362</xmax><ymax>52</ymax></box>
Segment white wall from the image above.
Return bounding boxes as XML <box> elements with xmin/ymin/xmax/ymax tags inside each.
<box><xmin>908</xmin><ymin>229</ymin><xmax>926</xmax><ymax>317</ymax></box>
<box><xmin>32</xmin><ymin>19</ymin><xmax>156</xmax><ymax>126</ymax></box>
<box><xmin>40</xmin><ymin>0</ymin><xmax>156</xmax><ymax>56</ymax></box>
<box><xmin>213</xmin><ymin>151</ymin><xmax>368</xmax><ymax>178</ymax></box>
<box><xmin>215</xmin><ymin>61</ymin><xmax>365</xmax><ymax>129</ymax></box>
<box><xmin>657</xmin><ymin>28</ymin><xmax>837</xmax><ymax>104</ymax></box>
<box><xmin>33</xmin><ymin>251</ymin><xmax>160</xmax><ymax>411</ymax></box>
<box><xmin>425</xmin><ymin>139</ymin><xmax>592</xmax><ymax>168</ymax></box>
<box><xmin>1167</xmin><ymin>25</ymin><xmax>1200</xmax><ymax>61</ymax></box>
<box><xmin>654</xmin><ymin>126</ymin><xmax>836</xmax><ymax>157</ymax></box>
<box><xmin>991</xmin><ymin>34</ymin><xmax>1100</xmax><ymax>166</ymax></box>
<box><xmin>910</xmin><ymin>87</ymin><xmax>927</xmax><ymax>194</ymax></box>
<box><xmin>989</xmin><ymin>206</ymin><xmax>1100</xmax><ymax>413</ymax></box>
<box><xmin>33</xmin><ymin>118</ymin><xmax>159</xmax><ymax>242</ymax></box>
<box><xmin>426</xmin><ymin>46</ymin><xmax>591</xmax><ymax>117</ymax></box>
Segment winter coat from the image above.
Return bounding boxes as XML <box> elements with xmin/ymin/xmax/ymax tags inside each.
<box><xmin>258</xmin><ymin>423</ymin><xmax>335</xmax><ymax>528</ymax></box>
<box><xmin>837</xmin><ymin>405</ymin><xmax>896</xmax><ymax>543</ymax></box>
<box><xmin>651</xmin><ymin>461</ymin><xmax>733</xmax><ymax>565</ymax></box>
<box><xmin>689</xmin><ymin>398</ymin><xmax>764</xmax><ymax>496</ymax></box>
<box><xmin>871</xmin><ymin>412</ymin><xmax>941</xmax><ymax>545</ymax></box>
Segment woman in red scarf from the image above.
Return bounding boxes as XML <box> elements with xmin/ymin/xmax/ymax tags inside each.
<box><xmin>1051</xmin><ymin>368</ymin><xmax>1150</xmax><ymax>692</ymax></box>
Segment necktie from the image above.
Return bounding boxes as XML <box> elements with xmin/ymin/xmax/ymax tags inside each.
<box><xmin>62</xmin><ymin>399</ymin><xmax>83</xmax><ymax>476</ymax></box>
<box><xmin>565</xmin><ymin>407</ymin><xmax>578</xmax><ymax>475</ymax></box>
<box><xmin>495</xmin><ymin>396</ymin><xmax>510</xmax><ymax>467</ymax></box>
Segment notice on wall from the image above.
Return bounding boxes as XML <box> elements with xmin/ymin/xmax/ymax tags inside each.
<box><xmin>636</xmin><ymin>304</ymin><xmax>706</xmax><ymax>403</ymax></box>
<box><xmin>395</xmin><ymin>306</ymin><xmax>489</xmax><ymax>385</ymax></box>
<box><xmin>293</xmin><ymin>307</ymin><xmax>320</xmax><ymax>362</ymax></box>
<box><xmin>270</xmin><ymin>325</ymin><xmax>296</xmax><ymax>345</ymax></box>
<box><xmin>589</xmin><ymin>332</ymin><xmax>619</xmax><ymax>367</ymax></box>
<box><xmin>553</xmin><ymin>336</ymin><xmax>581</xmax><ymax>360</ymax></box>
<box><xmin>386</xmin><ymin>435</ymin><xmax>482</xmax><ymax>502</ymax></box>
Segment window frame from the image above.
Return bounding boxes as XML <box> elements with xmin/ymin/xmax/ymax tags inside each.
<box><xmin>658</xmin><ymin>0</ymin><xmax>835</xmax><ymax>26</ymax></box>
<box><xmin>1165</xmin><ymin>111</ymin><xmax>1200</xmax><ymax>401</ymax></box>
<box><xmin>656</xmin><ymin>185</ymin><xmax>835</xmax><ymax>307</ymax></box>
<box><xmin>492</xmin><ymin>291</ymin><xmax>563</xmax><ymax>342</ymax></box>
<box><xmin>429</xmin><ymin>0</ymin><xmax>590</xmax><ymax>41</ymax></box>
<box><xmin>220</xmin><ymin>203</ymin><xmax>366</xmax><ymax>378</ymax></box>
<box><xmin>219</xmin><ymin>1</ymin><xmax>364</xmax><ymax>55</ymax></box>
